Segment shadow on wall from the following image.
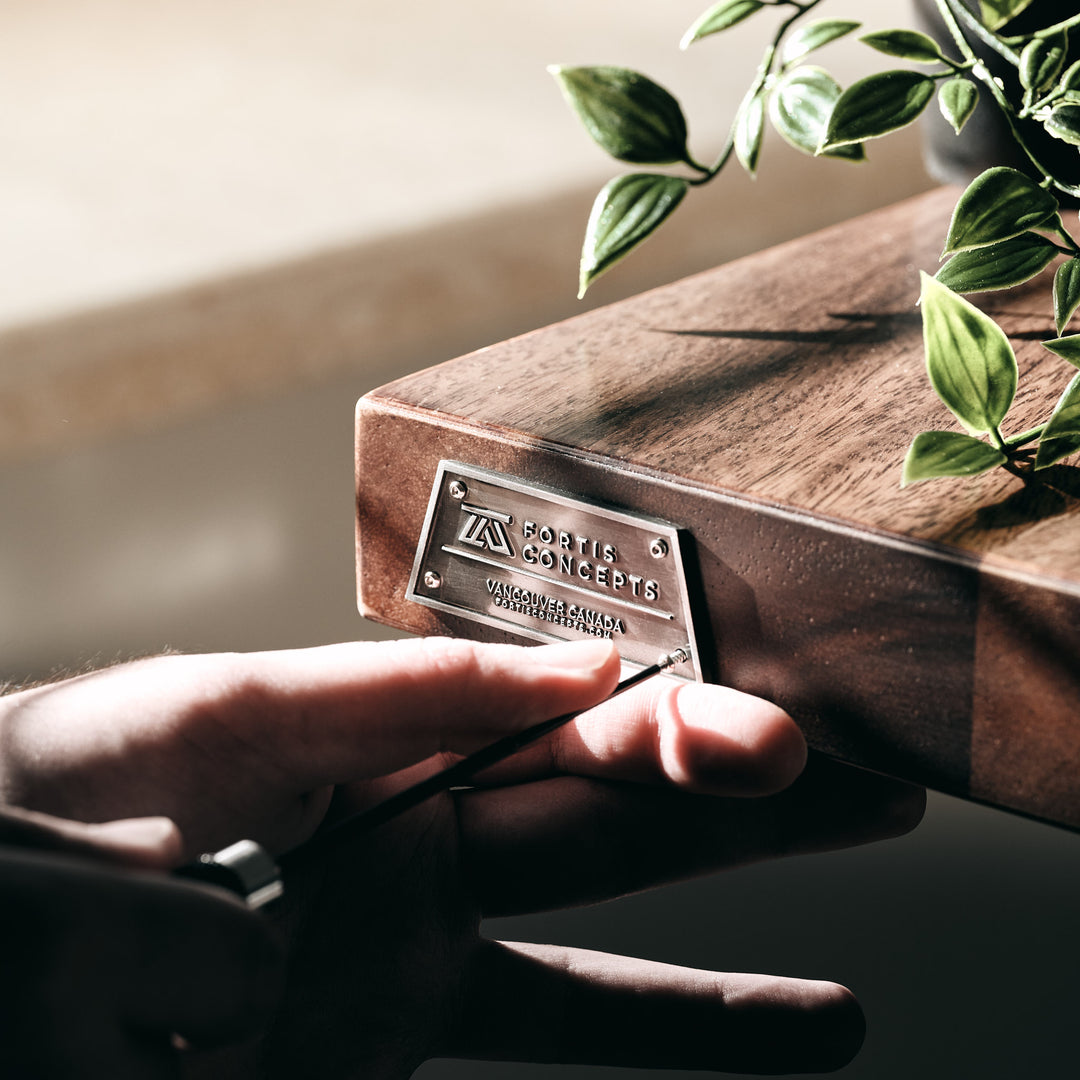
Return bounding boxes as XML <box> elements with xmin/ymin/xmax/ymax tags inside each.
<box><xmin>421</xmin><ymin>788</ymin><xmax>1080</xmax><ymax>1080</ymax></box>
<box><xmin>0</xmin><ymin>128</ymin><xmax>931</xmax><ymax>682</ymax></box>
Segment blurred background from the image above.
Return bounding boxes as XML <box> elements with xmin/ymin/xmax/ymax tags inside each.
<box><xmin>0</xmin><ymin>1</ymin><xmax>1077</xmax><ymax>1076</ymax></box>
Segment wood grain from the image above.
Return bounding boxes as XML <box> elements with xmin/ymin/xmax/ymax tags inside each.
<box><xmin>356</xmin><ymin>188</ymin><xmax>1080</xmax><ymax>829</ymax></box>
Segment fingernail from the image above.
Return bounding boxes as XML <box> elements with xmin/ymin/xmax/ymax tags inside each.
<box><xmin>530</xmin><ymin>639</ymin><xmax>618</xmax><ymax>672</ymax></box>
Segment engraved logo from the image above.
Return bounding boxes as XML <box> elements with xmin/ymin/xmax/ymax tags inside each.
<box><xmin>408</xmin><ymin>462</ymin><xmax>699</xmax><ymax>679</ymax></box>
<box><xmin>457</xmin><ymin>504</ymin><xmax>514</xmax><ymax>557</ymax></box>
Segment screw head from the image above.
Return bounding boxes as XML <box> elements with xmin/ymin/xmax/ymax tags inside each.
<box><xmin>649</xmin><ymin>538</ymin><xmax>669</xmax><ymax>559</ymax></box>
<box><xmin>448</xmin><ymin>480</ymin><xmax>467</xmax><ymax>499</ymax></box>
<box><xmin>423</xmin><ymin>570</ymin><xmax>442</xmax><ymax>589</ymax></box>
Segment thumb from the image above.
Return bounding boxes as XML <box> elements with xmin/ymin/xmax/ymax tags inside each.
<box><xmin>0</xmin><ymin>805</ymin><xmax>183</xmax><ymax>869</ymax></box>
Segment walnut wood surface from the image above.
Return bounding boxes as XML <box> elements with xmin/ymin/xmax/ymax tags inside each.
<box><xmin>356</xmin><ymin>188</ymin><xmax>1080</xmax><ymax>829</ymax></box>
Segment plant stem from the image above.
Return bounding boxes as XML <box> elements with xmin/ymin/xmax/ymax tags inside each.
<box><xmin>1006</xmin><ymin>423</ymin><xmax>1047</xmax><ymax>448</ymax></box>
<box><xmin>684</xmin><ymin>154</ymin><xmax>714</xmax><ymax>175</ymax></box>
<box><xmin>702</xmin><ymin>0</ymin><xmax>825</xmax><ymax>178</ymax></box>
<box><xmin>1002</xmin><ymin>458</ymin><xmax>1033</xmax><ymax>482</ymax></box>
<box><xmin>967</xmin><ymin>64</ymin><xmax>1080</xmax><ymax>197</ymax></box>
<box><xmin>940</xmin><ymin>0</ymin><xmax>1020</xmax><ymax>67</ymax></box>
<box><xmin>1003</xmin><ymin>12</ymin><xmax>1080</xmax><ymax>43</ymax></box>
<box><xmin>933</xmin><ymin>0</ymin><xmax>980</xmax><ymax>64</ymax></box>
<box><xmin>1053</xmin><ymin>214</ymin><xmax>1080</xmax><ymax>254</ymax></box>
<box><xmin>990</xmin><ymin>425</ymin><xmax>1007</xmax><ymax>451</ymax></box>
<box><xmin>995</xmin><ymin>102</ymin><xmax>1080</xmax><ymax>197</ymax></box>
<box><xmin>934</xmin><ymin>0</ymin><xmax>1080</xmax><ymax>198</ymax></box>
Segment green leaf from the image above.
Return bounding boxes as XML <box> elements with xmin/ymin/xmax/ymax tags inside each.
<box><xmin>920</xmin><ymin>272</ymin><xmax>1018</xmax><ymax>435</ymax></box>
<box><xmin>1036</xmin><ymin>431</ymin><xmax>1080</xmax><ymax>468</ymax></box>
<box><xmin>769</xmin><ymin>66</ymin><xmax>865</xmax><ymax>161</ymax></box>
<box><xmin>820</xmin><ymin>70</ymin><xmax>936</xmax><ymax>150</ymax></box>
<box><xmin>942</xmin><ymin>167</ymin><xmax>1059</xmax><ymax>254</ymax></box>
<box><xmin>902</xmin><ymin>430</ymin><xmax>1007</xmax><ymax>485</ymax></box>
<box><xmin>781</xmin><ymin>19</ymin><xmax>861</xmax><ymax>66</ymax></box>
<box><xmin>1035</xmin><ymin>372</ymin><xmax>1080</xmax><ymax>468</ymax></box>
<box><xmin>1054</xmin><ymin>258</ymin><xmax>1080</xmax><ymax>335</ymax></box>
<box><xmin>734</xmin><ymin>87</ymin><xmax>765</xmax><ymax>176</ymax></box>
<box><xmin>549</xmin><ymin>66</ymin><xmax>689</xmax><ymax>165</ymax></box>
<box><xmin>938</xmin><ymin>77</ymin><xmax>979</xmax><ymax>135</ymax></box>
<box><xmin>579</xmin><ymin>174</ymin><xmax>688</xmax><ymax>296</ymax></box>
<box><xmin>936</xmin><ymin>233</ymin><xmax>1059</xmax><ymax>293</ymax></box>
<box><xmin>979</xmin><ymin>0</ymin><xmax>1035</xmax><ymax>31</ymax></box>
<box><xmin>681</xmin><ymin>0</ymin><xmax>765</xmax><ymax>49</ymax></box>
<box><xmin>860</xmin><ymin>29</ymin><xmax>945</xmax><ymax>64</ymax></box>
<box><xmin>1042</xmin><ymin>333</ymin><xmax>1080</xmax><ymax>367</ymax></box>
<box><xmin>1020</xmin><ymin>31</ymin><xmax>1068</xmax><ymax>93</ymax></box>
<box><xmin>1044</xmin><ymin>102</ymin><xmax>1080</xmax><ymax>147</ymax></box>
<box><xmin>1059</xmin><ymin>58</ymin><xmax>1080</xmax><ymax>94</ymax></box>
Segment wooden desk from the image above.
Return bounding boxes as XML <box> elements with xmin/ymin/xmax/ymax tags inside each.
<box><xmin>356</xmin><ymin>187</ymin><xmax>1080</xmax><ymax>830</ymax></box>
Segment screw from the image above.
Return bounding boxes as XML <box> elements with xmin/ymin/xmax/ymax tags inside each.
<box><xmin>658</xmin><ymin>646</ymin><xmax>689</xmax><ymax>669</ymax></box>
<box><xmin>423</xmin><ymin>570</ymin><xmax>442</xmax><ymax>589</ymax></box>
<box><xmin>448</xmin><ymin>481</ymin><xmax>467</xmax><ymax>499</ymax></box>
<box><xmin>649</xmin><ymin>538</ymin><xmax>668</xmax><ymax>559</ymax></box>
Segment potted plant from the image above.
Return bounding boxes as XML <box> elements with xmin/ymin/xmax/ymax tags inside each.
<box><xmin>549</xmin><ymin>0</ymin><xmax>1080</xmax><ymax>490</ymax></box>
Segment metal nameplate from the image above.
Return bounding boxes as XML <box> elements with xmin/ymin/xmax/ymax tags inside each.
<box><xmin>407</xmin><ymin>462</ymin><xmax>702</xmax><ymax>680</ymax></box>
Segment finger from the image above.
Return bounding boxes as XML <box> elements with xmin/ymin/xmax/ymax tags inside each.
<box><xmin>459</xmin><ymin>754</ymin><xmax>926</xmax><ymax>914</ymax></box>
<box><xmin>37</xmin><ymin>637</ymin><xmax>620</xmax><ymax>787</ymax></box>
<box><xmin>444</xmin><ymin>940</ymin><xmax>864</xmax><ymax>1074</ymax></box>
<box><xmin>474</xmin><ymin>678</ymin><xmax>808</xmax><ymax>798</ymax></box>
<box><xmin>243</xmin><ymin>636</ymin><xmax>620</xmax><ymax>783</ymax></box>
<box><xmin>0</xmin><ymin>805</ymin><xmax>183</xmax><ymax>869</ymax></box>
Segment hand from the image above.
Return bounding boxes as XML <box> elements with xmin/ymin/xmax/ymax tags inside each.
<box><xmin>0</xmin><ymin>806</ymin><xmax>283</xmax><ymax>1077</ymax></box>
<box><xmin>0</xmin><ymin>638</ymin><xmax>924</xmax><ymax>1077</ymax></box>
<box><xmin>238</xmin><ymin>673</ymin><xmax>922</xmax><ymax>1080</ymax></box>
<box><xmin>0</xmin><ymin>639</ymin><xmax>628</xmax><ymax>858</ymax></box>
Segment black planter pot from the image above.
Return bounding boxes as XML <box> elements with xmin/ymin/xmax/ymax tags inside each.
<box><xmin>913</xmin><ymin>0</ymin><xmax>1080</xmax><ymax>197</ymax></box>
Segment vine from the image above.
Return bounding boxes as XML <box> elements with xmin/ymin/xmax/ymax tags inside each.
<box><xmin>550</xmin><ymin>0</ymin><xmax>1080</xmax><ymax>486</ymax></box>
